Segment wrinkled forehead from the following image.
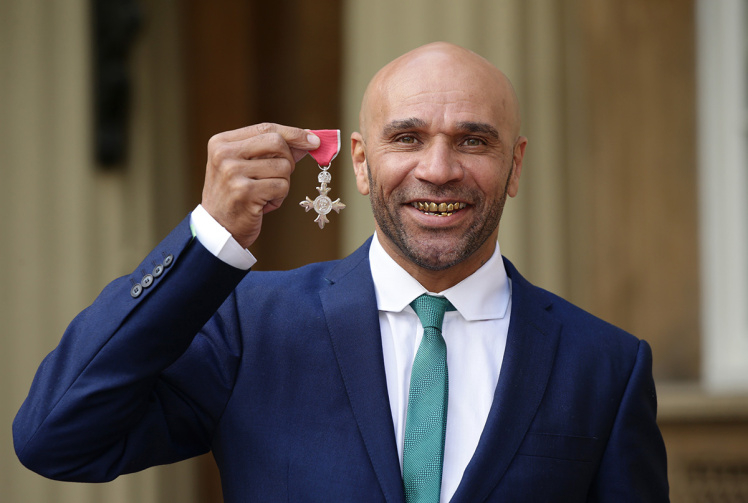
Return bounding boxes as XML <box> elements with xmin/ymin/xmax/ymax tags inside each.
<box><xmin>361</xmin><ymin>47</ymin><xmax>520</xmax><ymax>139</ymax></box>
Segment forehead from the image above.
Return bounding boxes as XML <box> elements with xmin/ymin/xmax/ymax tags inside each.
<box><xmin>370</xmin><ymin>56</ymin><xmax>512</xmax><ymax>137</ymax></box>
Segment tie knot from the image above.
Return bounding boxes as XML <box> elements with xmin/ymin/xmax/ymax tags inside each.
<box><xmin>410</xmin><ymin>294</ymin><xmax>455</xmax><ymax>331</ymax></box>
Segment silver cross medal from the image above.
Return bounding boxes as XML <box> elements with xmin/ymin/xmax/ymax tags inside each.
<box><xmin>299</xmin><ymin>129</ymin><xmax>345</xmax><ymax>229</ymax></box>
<box><xmin>300</xmin><ymin>164</ymin><xmax>346</xmax><ymax>229</ymax></box>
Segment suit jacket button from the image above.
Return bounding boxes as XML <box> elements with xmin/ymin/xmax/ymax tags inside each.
<box><xmin>141</xmin><ymin>274</ymin><xmax>154</xmax><ymax>288</ymax></box>
<box><xmin>163</xmin><ymin>254</ymin><xmax>174</xmax><ymax>267</ymax></box>
<box><xmin>153</xmin><ymin>264</ymin><xmax>164</xmax><ymax>277</ymax></box>
<box><xmin>131</xmin><ymin>283</ymin><xmax>143</xmax><ymax>298</ymax></box>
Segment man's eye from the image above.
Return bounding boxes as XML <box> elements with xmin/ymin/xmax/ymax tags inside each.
<box><xmin>398</xmin><ymin>136</ymin><xmax>417</xmax><ymax>144</ymax></box>
<box><xmin>463</xmin><ymin>138</ymin><xmax>484</xmax><ymax>147</ymax></box>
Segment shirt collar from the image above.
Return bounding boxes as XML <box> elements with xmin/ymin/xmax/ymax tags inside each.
<box><xmin>369</xmin><ymin>232</ymin><xmax>511</xmax><ymax>321</ymax></box>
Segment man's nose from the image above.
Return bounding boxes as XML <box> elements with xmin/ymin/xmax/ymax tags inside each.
<box><xmin>413</xmin><ymin>139</ymin><xmax>464</xmax><ymax>186</ymax></box>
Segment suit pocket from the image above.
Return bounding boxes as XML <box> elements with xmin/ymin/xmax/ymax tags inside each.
<box><xmin>516</xmin><ymin>432</ymin><xmax>599</xmax><ymax>463</ymax></box>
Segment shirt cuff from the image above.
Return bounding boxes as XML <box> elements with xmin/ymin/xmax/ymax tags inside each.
<box><xmin>190</xmin><ymin>204</ymin><xmax>257</xmax><ymax>270</ymax></box>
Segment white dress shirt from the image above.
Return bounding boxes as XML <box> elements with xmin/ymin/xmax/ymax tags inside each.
<box><xmin>369</xmin><ymin>233</ymin><xmax>511</xmax><ymax>502</ymax></box>
<box><xmin>190</xmin><ymin>205</ymin><xmax>512</xmax><ymax>502</ymax></box>
<box><xmin>190</xmin><ymin>204</ymin><xmax>257</xmax><ymax>270</ymax></box>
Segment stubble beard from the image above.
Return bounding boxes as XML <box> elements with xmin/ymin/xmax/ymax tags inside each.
<box><xmin>367</xmin><ymin>162</ymin><xmax>512</xmax><ymax>272</ymax></box>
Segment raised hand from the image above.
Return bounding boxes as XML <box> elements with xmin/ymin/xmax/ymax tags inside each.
<box><xmin>201</xmin><ymin>123</ymin><xmax>320</xmax><ymax>248</ymax></box>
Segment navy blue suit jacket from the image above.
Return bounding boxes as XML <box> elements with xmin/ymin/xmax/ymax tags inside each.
<box><xmin>15</xmin><ymin>216</ymin><xmax>668</xmax><ymax>502</ymax></box>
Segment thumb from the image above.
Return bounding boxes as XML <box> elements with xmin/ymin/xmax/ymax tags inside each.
<box><xmin>290</xmin><ymin>130</ymin><xmax>321</xmax><ymax>162</ymax></box>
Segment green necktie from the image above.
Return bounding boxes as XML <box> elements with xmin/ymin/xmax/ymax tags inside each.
<box><xmin>403</xmin><ymin>294</ymin><xmax>455</xmax><ymax>503</ymax></box>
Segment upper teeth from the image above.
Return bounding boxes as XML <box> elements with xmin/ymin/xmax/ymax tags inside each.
<box><xmin>412</xmin><ymin>201</ymin><xmax>466</xmax><ymax>215</ymax></box>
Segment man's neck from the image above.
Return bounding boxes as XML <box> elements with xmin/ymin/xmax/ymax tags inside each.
<box><xmin>375</xmin><ymin>232</ymin><xmax>498</xmax><ymax>293</ymax></box>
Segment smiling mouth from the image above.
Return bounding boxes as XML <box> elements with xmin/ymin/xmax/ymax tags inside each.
<box><xmin>411</xmin><ymin>201</ymin><xmax>467</xmax><ymax>217</ymax></box>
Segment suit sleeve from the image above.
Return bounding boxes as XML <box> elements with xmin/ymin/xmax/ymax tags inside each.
<box><xmin>588</xmin><ymin>340</ymin><xmax>670</xmax><ymax>502</ymax></box>
<box><xmin>13</xmin><ymin>216</ymin><xmax>249</xmax><ymax>482</ymax></box>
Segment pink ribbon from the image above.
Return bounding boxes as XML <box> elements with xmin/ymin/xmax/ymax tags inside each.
<box><xmin>308</xmin><ymin>129</ymin><xmax>341</xmax><ymax>167</ymax></box>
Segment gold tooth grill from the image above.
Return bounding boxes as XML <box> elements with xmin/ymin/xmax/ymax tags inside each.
<box><xmin>414</xmin><ymin>202</ymin><xmax>466</xmax><ymax>216</ymax></box>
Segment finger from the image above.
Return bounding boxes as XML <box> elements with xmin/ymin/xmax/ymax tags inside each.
<box><xmin>227</xmin><ymin>133</ymin><xmax>297</xmax><ymax>165</ymax></box>
<box><xmin>291</xmin><ymin>146</ymin><xmax>311</xmax><ymax>163</ymax></box>
<box><xmin>217</xmin><ymin>157</ymin><xmax>294</xmax><ymax>182</ymax></box>
<box><xmin>216</xmin><ymin>132</ymin><xmax>318</xmax><ymax>169</ymax></box>
<box><xmin>206</xmin><ymin>175</ymin><xmax>290</xmax><ymax>219</ymax></box>
<box><xmin>214</xmin><ymin>122</ymin><xmax>320</xmax><ymax>152</ymax></box>
<box><xmin>250</xmin><ymin>177</ymin><xmax>291</xmax><ymax>207</ymax></box>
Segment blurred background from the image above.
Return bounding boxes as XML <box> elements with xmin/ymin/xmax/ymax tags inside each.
<box><xmin>2</xmin><ymin>0</ymin><xmax>747</xmax><ymax>501</ymax></box>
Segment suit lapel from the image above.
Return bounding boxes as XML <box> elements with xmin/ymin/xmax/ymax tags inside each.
<box><xmin>319</xmin><ymin>239</ymin><xmax>406</xmax><ymax>503</ymax></box>
<box><xmin>450</xmin><ymin>259</ymin><xmax>561</xmax><ymax>503</ymax></box>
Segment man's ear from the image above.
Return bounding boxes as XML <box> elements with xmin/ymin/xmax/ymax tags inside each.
<box><xmin>507</xmin><ymin>136</ymin><xmax>527</xmax><ymax>198</ymax></box>
<box><xmin>351</xmin><ymin>132</ymin><xmax>370</xmax><ymax>195</ymax></box>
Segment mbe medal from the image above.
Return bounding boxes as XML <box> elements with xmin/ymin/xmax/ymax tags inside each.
<box><xmin>299</xmin><ymin>129</ymin><xmax>346</xmax><ymax>229</ymax></box>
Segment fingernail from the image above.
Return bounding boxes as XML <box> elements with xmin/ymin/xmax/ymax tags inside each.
<box><xmin>307</xmin><ymin>133</ymin><xmax>320</xmax><ymax>147</ymax></box>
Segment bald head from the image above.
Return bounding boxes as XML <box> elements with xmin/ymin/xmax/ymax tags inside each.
<box><xmin>359</xmin><ymin>42</ymin><xmax>521</xmax><ymax>142</ymax></box>
<box><xmin>349</xmin><ymin>42</ymin><xmax>528</xmax><ymax>290</ymax></box>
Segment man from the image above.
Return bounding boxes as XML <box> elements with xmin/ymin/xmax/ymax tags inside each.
<box><xmin>14</xmin><ymin>42</ymin><xmax>669</xmax><ymax>502</ymax></box>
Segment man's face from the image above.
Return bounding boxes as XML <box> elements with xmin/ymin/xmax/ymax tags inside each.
<box><xmin>352</xmin><ymin>47</ymin><xmax>526</xmax><ymax>283</ymax></box>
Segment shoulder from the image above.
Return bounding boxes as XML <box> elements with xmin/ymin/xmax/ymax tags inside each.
<box><xmin>504</xmin><ymin>257</ymin><xmax>642</xmax><ymax>358</ymax></box>
<box><xmin>233</xmin><ymin>237</ymin><xmax>373</xmax><ymax>309</ymax></box>
<box><xmin>239</xmin><ymin>260</ymin><xmax>340</xmax><ymax>296</ymax></box>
